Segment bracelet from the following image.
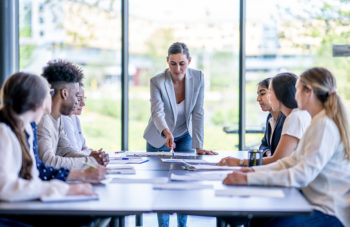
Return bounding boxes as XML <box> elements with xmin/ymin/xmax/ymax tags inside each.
<box><xmin>240</xmin><ymin>159</ymin><xmax>244</xmax><ymax>166</ymax></box>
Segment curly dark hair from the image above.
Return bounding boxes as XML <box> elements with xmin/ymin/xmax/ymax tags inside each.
<box><xmin>41</xmin><ymin>59</ymin><xmax>83</xmax><ymax>84</ymax></box>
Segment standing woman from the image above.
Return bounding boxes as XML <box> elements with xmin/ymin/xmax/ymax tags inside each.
<box><xmin>223</xmin><ymin>67</ymin><xmax>350</xmax><ymax>226</ymax></box>
<box><xmin>0</xmin><ymin>73</ymin><xmax>94</xmax><ymax>202</ymax></box>
<box><xmin>143</xmin><ymin>42</ymin><xmax>215</xmax><ymax>227</ymax></box>
<box><xmin>144</xmin><ymin>42</ymin><xmax>216</xmax><ymax>155</ymax></box>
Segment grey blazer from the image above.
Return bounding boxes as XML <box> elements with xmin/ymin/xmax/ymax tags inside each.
<box><xmin>143</xmin><ymin>68</ymin><xmax>204</xmax><ymax>149</ymax></box>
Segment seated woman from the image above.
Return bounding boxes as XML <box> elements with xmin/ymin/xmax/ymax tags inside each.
<box><xmin>223</xmin><ymin>67</ymin><xmax>349</xmax><ymax>226</ymax></box>
<box><xmin>218</xmin><ymin>72</ymin><xmax>311</xmax><ymax>166</ymax></box>
<box><xmin>0</xmin><ymin>72</ymin><xmax>95</xmax><ymax>201</ymax></box>
<box><xmin>256</xmin><ymin>77</ymin><xmax>285</xmax><ymax>157</ymax></box>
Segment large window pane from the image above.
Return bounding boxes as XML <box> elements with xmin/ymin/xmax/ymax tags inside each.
<box><xmin>19</xmin><ymin>0</ymin><xmax>121</xmax><ymax>151</ymax></box>
<box><xmin>246</xmin><ymin>0</ymin><xmax>350</xmax><ymax>145</ymax></box>
<box><xmin>129</xmin><ymin>0</ymin><xmax>240</xmax><ymax>150</ymax></box>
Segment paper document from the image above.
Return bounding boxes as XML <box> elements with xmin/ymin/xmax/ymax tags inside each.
<box><xmin>41</xmin><ymin>195</ymin><xmax>99</xmax><ymax>203</ymax></box>
<box><xmin>182</xmin><ymin>164</ymin><xmax>241</xmax><ymax>171</ymax></box>
<box><xmin>153</xmin><ymin>183</ymin><xmax>213</xmax><ymax>190</ymax></box>
<box><xmin>161</xmin><ymin>158</ymin><xmax>213</xmax><ymax>164</ymax></box>
<box><xmin>109</xmin><ymin>157</ymin><xmax>148</xmax><ymax>164</ymax></box>
<box><xmin>125</xmin><ymin>151</ymin><xmax>197</xmax><ymax>157</ymax></box>
<box><xmin>215</xmin><ymin>188</ymin><xmax>285</xmax><ymax>198</ymax></box>
<box><xmin>111</xmin><ymin>177</ymin><xmax>168</xmax><ymax>184</ymax></box>
<box><xmin>107</xmin><ymin>164</ymin><xmax>135</xmax><ymax>170</ymax></box>
<box><xmin>107</xmin><ymin>168</ymin><xmax>136</xmax><ymax>175</ymax></box>
<box><xmin>170</xmin><ymin>172</ymin><xmax>230</xmax><ymax>181</ymax></box>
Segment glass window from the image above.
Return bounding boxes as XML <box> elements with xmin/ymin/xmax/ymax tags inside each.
<box><xmin>19</xmin><ymin>0</ymin><xmax>122</xmax><ymax>151</ymax></box>
<box><xmin>245</xmin><ymin>0</ymin><xmax>350</xmax><ymax>147</ymax></box>
<box><xmin>129</xmin><ymin>0</ymin><xmax>240</xmax><ymax>150</ymax></box>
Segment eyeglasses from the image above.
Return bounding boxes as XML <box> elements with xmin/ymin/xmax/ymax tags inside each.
<box><xmin>50</xmin><ymin>88</ymin><xmax>55</xmax><ymax>96</ymax></box>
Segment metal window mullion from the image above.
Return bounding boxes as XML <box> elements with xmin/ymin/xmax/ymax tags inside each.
<box><xmin>121</xmin><ymin>0</ymin><xmax>129</xmax><ymax>151</ymax></box>
<box><xmin>238</xmin><ymin>0</ymin><xmax>246</xmax><ymax>150</ymax></box>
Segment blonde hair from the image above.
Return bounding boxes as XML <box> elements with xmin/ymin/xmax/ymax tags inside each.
<box><xmin>300</xmin><ymin>67</ymin><xmax>350</xmax><ymax>161</ymax></box>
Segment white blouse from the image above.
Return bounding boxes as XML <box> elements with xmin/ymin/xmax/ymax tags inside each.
<box><xmin>0</xmin><ymin>123</ymin><xmax>69</xmax><ymax>202</ymax></box>
<box><xmin>281</xmin><ymin>108</ymin><xmax>311</xmax><ymax>139</ymax></box>
<box><xmin>247</xmin><ymin>110</ymin><xmax>350</xmax><ymax>226</ymax></box>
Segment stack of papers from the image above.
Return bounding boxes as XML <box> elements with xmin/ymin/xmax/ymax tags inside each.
<box><xmin>111</xmin><ymin>177</ymin><xmax>169</xmax><ymax>184</ymax></box>
<box><xmin>182</xmin><ymin>164</ymin><xmax>241</xmax><ymax>171</ymax></box>
<box><xmin>107</xmin><ymin>164</ymin><xmax>136</xmax><ymax>175</ymax></box>
<box><xmin>153</xmin><ymin>183</ymin><xmax>213</xmax><ymax>190</ymax></box>
<box><xmin>125</xmin><ymin>151</ymin><xmax>197</xmax><ymax>157</ymax></box>
<box><xmin>170</xmin><ymin>172</ymin><xmax>229</xmax><ymax>181</ymax></box>
<box><xmin>41</xmin><ymin>195</ymin><xmax>99</xmax><ymax>203</ymax></box>
<box><xmin>215</xmin><ymin>188</ymin><xmax>285</xmax><ymax>198</ymax></box>
<box><xmin>107</xmin><ymin>168</ymin><xmax>136</xmax><ymax>175</ymax></box>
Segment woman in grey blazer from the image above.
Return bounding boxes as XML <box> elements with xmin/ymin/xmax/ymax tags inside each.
<box><xmin>143</xmin><ymin>42</ymin><xmax>216</xmax><ymax>155</ymax></box>
<box><xmin>143</xmin><ymin>42</ymin><xmax>216</xmax><ymax>227</ymax></box>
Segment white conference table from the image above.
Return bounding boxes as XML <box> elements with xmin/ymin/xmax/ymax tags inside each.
<box><xmin>0</xmin><ymin>151</ymin><xmax>312</xmax><ymax>227</ymax></box>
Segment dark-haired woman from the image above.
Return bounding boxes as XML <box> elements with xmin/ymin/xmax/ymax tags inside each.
<box><xmin>218</xmin><ymin>72</ymin><xmax>311</xmax><ymax>166</ymax></box>
<box><xmin>0</xmin><ymin>72</ymin><xmax>95</xmax><ymax>202</ymax></box>
<box><xmin>256</xmin><ymin>77</ymin><xmax>285</xmax><ymax>157</ymax></box>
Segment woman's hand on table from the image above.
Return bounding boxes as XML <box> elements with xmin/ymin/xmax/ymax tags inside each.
<box><xmin>163</xmin><ymin>129</ymin><xmax>176</xmax><ymax>150</ymax></box>
<box><xmin>238</xmin><ymin>167</ymin><xmax>255</xmax><ymax>173</ymax></box>
<box><xmin>67</xmin><ymin>183</ymin><xmax>96</xmax><ymax>196</ymax></box>
<box><xmin>223</xmin><ymin>171</ymin><xmax>248</xmax><ymax>185</ymax></box>
<box><xmin>196</xmin><ymin>148</ymin><xmax>218</xmax><ymax>155</ymax></box>
<box><xmin>217</xmin><ymin>157</ymin><xmax>240</xmax><ymax>166</ymax></box>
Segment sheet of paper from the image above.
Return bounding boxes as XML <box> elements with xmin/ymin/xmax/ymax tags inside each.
<box><xmin>107</xmin><ymin>168</ymin><xmax>136</xmax><ymax>175</ymax></box>
<box><xmin>161</xmin><ymin>158</ymin><xmax>212</xmax><ymax>164</ymax></box>
<box><xmin>182</xmin><ymin>164</ymin><xmax>241</xmax><ymax>171</ymax></box>
<box><xmin>109</xmin><ymin>157</ymin><xmax>148</xmax><ymax>164</ymax></box>
<box><xmin>109</xmin><ymin>156</ymin><xmax>142</xmax><ymax>160</ymax></box>
<box><xmin>215</xmin><ymin>188</ymin><xmax>285</xmax><ymax>198</ymax></box>
<box><xmin>107</xmin><ymin>164</ymin><xmax>135</xmax><ymax>170</ymax></box>
<box><xmin>125</xmin><ymin>151</ymin><xmax>197</xmax><ymax>157</ymax></box>
<box><xmin>170</xmin><ymin>172</ymin><xmax>230</xmax><ymax>181</ymax></box>
<box><xmin>153</xmin><ymin>183</ymin><xmax>213</xmax><ymax>190</ymax></box>
<box><xmin>41</xmin><ymin>195</ymin><xmax>99</xmax><ymax>203</ymax></box>
<box><xmin>111</xmin><ymin>177</ymin><xmax>168</xmax><ymax>184</ymax></box>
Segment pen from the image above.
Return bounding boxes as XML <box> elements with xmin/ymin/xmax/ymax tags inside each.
<box><xmin>82</xmin><ymin>162</ymin><xmax>97</xmax><ymax>169</ymax></box>
<box><xmin>139</xmin><ymin>159</ymin><xmax>149</xmax><ymax>164</ymax></box>
<box><xmin>171</xmin><ymin>148</ymin><xmax>175</xmax><ymax>158</ymax></box>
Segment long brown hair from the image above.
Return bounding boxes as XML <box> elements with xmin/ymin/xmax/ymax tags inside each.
<box><xmin>0</xmin><ymin>72</ymin><xmax>48</xmax><ymax>179</ymax></box>
<box><xmin>300</xmin><ymin>67</ymin><xmax>350</xmax><ymax>161</ymax></box>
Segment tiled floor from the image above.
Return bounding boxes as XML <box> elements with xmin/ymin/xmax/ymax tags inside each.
<box><xmin>124</xmin><ymin>214</ymin><xmax>217</xmax><ymax>227</ymax></box>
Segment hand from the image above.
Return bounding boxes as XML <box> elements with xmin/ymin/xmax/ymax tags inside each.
<box><xmin>223</xmin><ymin>171</ymin><xmax>248</xmax><ymax>185</ymax></box>
<box><xmin>66</xmin><ymin>183</ymin><xmax>96</xmax><ymax>196</ymax></box>
<box><xmin>239</xmin><ymin>167</ymin><xmax>255</xmax><ymax>173</ymax></box>
<box><xmin>163</xmin><ymin>129</ymin><xmax>175</xmax><ymax>150</ymax></box>
<box><xmin>217</xmin><ymin>157</ymin><xmax>240</xmax><ymax>166</ymax></box>
<box><xmin>196</xmin><ymin>148</ymin><xmax>218</xmax><ymax>155</ymax></box>
<box><xmin>90</xmin><ymin>149</ymin><xmax>109</xmax><ymax>166</ymax></box>
<box><xmin>82</xmin><ymin>165</ymin><xmax>106</xmax><ymax>183</ymax></box>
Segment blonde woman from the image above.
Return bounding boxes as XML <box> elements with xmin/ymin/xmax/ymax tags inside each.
<box><xmin>223</xmin><ymin>67</ymin><xmax>350</xmax><ymax>226</ymax></box>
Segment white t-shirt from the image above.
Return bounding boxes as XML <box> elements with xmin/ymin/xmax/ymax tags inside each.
<box><xmin>173</xmin><ymin>100</ymin><xmax>188</xmax><ymax>138</ymax></box>
<box><xmin>281</xmin><ymin>108</ymin><xmax>311</xmax><ymax>139</ymax></box>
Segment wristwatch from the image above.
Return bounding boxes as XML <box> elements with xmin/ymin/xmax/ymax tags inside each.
<box><xmin>239</xmin><ymin>159</ymin><xmax>244</xmax><ymax>166</ymax></box>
